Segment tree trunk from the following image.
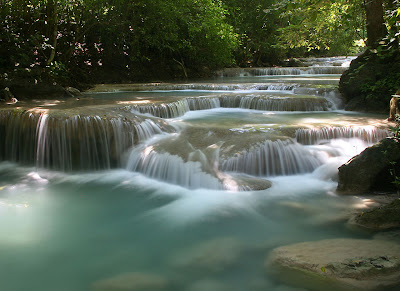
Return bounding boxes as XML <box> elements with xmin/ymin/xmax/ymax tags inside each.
<box><xmin>46</xmin><ymin>0</ymin><xmax>58</xmax><ymax>65</ymax></box>
<box><xmin>364</xmin><ymin>0</ymin><xmax>386</xmax><ymax>48</ymax></box>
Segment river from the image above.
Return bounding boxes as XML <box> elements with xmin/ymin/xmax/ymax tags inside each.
<box><xmin>0</xmin><ymin>57</ymin><xmax>391</xmax><ymax>290</ymax></box>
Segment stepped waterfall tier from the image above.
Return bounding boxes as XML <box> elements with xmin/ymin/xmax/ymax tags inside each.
<box><xmin>0</xmin><ymin>57</ymin><xmax>395</xmax><ymax>291</ymax></box>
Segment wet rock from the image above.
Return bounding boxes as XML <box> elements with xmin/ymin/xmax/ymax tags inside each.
<box><xmin>267</xmin><ymin>238</ymin><xmax>400</xmax><ymax>291</ymax></box>
<box><xmin>337</xmin><ymin>138</ymin><xmax>400</xmax><ymax>194</ymax></box>
<box><xmin>91</xmin><ymin>272</ymin><xmax>169</xmax><ymax>291</ymax></box>
<box><xmin>1</xmin><ymin>87</ymin><xmax>14</xmax><ymax>102</ymax></box>
<box><xmin>350</xmin><ymin>198</ymin><xmax>400</xmax><ymax>230</ymax></box>
<box><xmin>170</xmin><ymin>237</ymin><xmax>244</xmax><ymax>273</ymax></box>
<box><xmin>65</xmin><ymin>86</ymin><xmax>82</xmax><ymax>97</ymax></box>
<box><xmin>282</xmin><ymin>58</ymin><xmax>305</xmax><ymax>67</ymax></box>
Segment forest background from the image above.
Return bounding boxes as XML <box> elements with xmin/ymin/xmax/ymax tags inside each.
<box><xmin>0</xmin><ymin>0</ymin><xmax>399</xmax><ymax>111</ymax></box>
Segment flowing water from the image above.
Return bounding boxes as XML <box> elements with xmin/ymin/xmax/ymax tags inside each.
<box><xmin>0</xmin><ymin>57</ymin><xmax>393</xmax><ymax>291</ymax></box>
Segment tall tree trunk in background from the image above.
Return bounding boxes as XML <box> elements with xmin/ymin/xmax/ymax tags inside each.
<box><xmin>364</xmin><ymin>0</ymin><xmax>386</xmax><ymax>48</ymax></box>
<box><xmin>46</xmin><ymin>0</ymin><xmax>58</xmax><ymax>65</ymax></box>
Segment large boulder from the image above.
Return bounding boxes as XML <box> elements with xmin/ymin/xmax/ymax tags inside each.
<box><xmin>267</xmin><ymin>238</ymin><xmax>400</xmax><ymax>291</ymax></box>
<box><xmin>337</xmin><ymin>138</ymin><xmax>400</xmax><ymax>194</ymax></box>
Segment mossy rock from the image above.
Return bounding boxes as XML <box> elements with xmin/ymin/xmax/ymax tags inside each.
<box><xmin>354</xmin><ymin>199</ymin><xmax>400</xmax><ymax>230</ymax></box>
<box><xmin>339</xmin><ymin>49</ymin><xmax>400</xmax><ymax>113</ymax></box>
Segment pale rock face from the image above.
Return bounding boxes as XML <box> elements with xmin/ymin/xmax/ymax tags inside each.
<box><xmin>267</xmin><ymin>238</ymin><xmax>400</xmax><ymax>291</ymax></box>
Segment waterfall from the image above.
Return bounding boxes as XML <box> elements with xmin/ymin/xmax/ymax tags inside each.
<box><xmin>293</xmin><ymin>87</ymin><xmax>344</xmax><ymax>109</ymax></box>
<box><xmin>220</xmin><ymin>95</ymin><xmax>329</xmax><ymax>111</ymax></box>
<box><xmin>0</xmin><ymin>111</ymin><xmax>38</xmax><ymax>163</ymax></box>
<box><xmin>124</xmin><ymin>93</ymin><xmax>332</xmax><ymax>119</ymax></box>
<box><xmin>126</xmin><ymin>100</ymin><xmax>190</xmax><ymax>118</ymax></box>
<box><xmin>186</xmin><ymin>97</ymin><xmax>221</xmax><ymax>110</ymax></box>
<box><xmin>0</xmin><ymin>110</ymin><xmax>175</xmax><ymax>170</ymax></box>
<box><xmin>143</xmin><ymin>83</ymin><xmax>297</xmax><ymax>91</ymax></box>
<box><xmin>125</xmin><ymin>146</ymin><xmax>224</xmax><ymax>190</ymax></box>
<box><xmin>221</xmin><ymin>139</ymin><xmax>322</xmax><ymax>176</ymax></box>
<box><xmin>295</xmin><ymin>127</ymin><xmax>390</xmax><ymax>145</ymax></box>
<box><xmin>251</xmin><ymin>66</ymin><xmax>347</xmax><ymax>76</ymax></box>
<box><xmin>216</xmin><ymin>66</ymin><xmax>347</xmax><ymax>77</ymax></box>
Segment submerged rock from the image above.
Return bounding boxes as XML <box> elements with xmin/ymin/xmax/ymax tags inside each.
<box><xmin>91</xmin><ymin>272</ymin><xmax>169</xmax><ymax>291</ymax></box>
<box><xmin>186</xmin><ymin>279</ymin><xmax>231</xmax><ymax>291</ymax></box>
<box><xmin>170</xmin><ymin>237</ymin><xmax>244</xmax><ymax>273</ymax></box>
<box><xmin>267</xmin><ymin>238</ymin><xmax>400</xmax><ymax>291</ymax></box>
<box><xmin>226</xmin><ymin>174</ymin><xmax>272</xmax><ymax>191</ymax></box>
<box><xmin>337</xmin><ymin>138</ymin><xmax>400</xmax><ymax>194</ymax></box>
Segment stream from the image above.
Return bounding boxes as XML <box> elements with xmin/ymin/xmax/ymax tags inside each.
<box><xmin>0</xmin><ymin>57</ymin><xmax>392</xmax><ymax>291</ymax></box>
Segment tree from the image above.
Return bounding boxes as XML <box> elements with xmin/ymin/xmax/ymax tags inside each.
<box><xmin>223</xmin><ymin>0</ymin><xmax>282</xmax><ymax>66</ymax></box>
<box><xmin>275</xmin><ymin>0</ymin><xmax>366</xmax><ymax>56</ymax></box>
<box><xmin>45</xmin><ymin>0</ymin><xmax>58</xmax><ymax>65</ymax></box>
<box><xmin>364</xmin><ymin>0</ymin><xmax>386</xmax><ymax>48</ymax></box>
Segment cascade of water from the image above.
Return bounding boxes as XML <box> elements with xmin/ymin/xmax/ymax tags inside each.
<box><xmin>36</xmin><ymin>113</ymin><xmax>50</xmax><ymax>169</ymax></box>
<box><xmin>125</xmin><ymin>146</ymin><xmax>224</xmax><ymax>190</ymax></box>
<box><xmin>295</xmin><ymin>127</ymin><xmax>390</xmax><ymax>145</ymax></box>
<box><xmin>216</xmin><ymin>66</ymin><xmax>347</xmax><ymax>77</ymax></box>
<box><xmin>219</xmin><ymin>95</ymin><xmax>329</xmax><ymax>111</ymax></box>
<box><xmin>0</xmin><ymin>110</ymin><xmax>176</xmax><ymax>170</ymax></box>
<box><xmin>0</xmin><ymin>111</ymin><xmax>39</xmax><ymax>163</ymax></box>
<box><xmin>253</xmin><ymin>84</ymin><xmax>297</xmax><ymax>91</ymax></box>
<box><xmin>127</xmin><ymin>99</ymin><xmax>190</xmax><ymax>118</ymax></box>
<box><xmin>293</xmin><ymin>87</ymin><xmax>344</xmax><ymax>110</ymax></box>
<box><xmin>186</xmin><ymin>97</ymin><xmax>221</xmax><ymax>110</ymax></box>
<box><xmin>221</xmin><ymin>139</ymin><xmax>322</xmax><ymax>176</ymax></box>
<box><xmin>299</xmin><ymin>56</ymin><xmax>356</xmax><ymax>67</ymax></box>
<box><xmin>252</xmin><ymin>66</ymin><xmax>347</xmax><ymax>76</ymax></box>
<box><xmin>238</xmin><ymin>96</ymin><xmax>329</xmax><ymax>111</ymax></box>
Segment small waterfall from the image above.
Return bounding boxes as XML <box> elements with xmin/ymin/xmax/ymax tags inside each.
<box><xmin>186</xmin><ymin>97</ymin><xmax>220</xmax><ymax>110</ymax></box>
<box><xmin>0</xmin><ymin>111</ymin><xmax>38</xmax><ymax>163</ymax></box>
<box><xmin>125</xmin><ymin>97</ymin><xmax>221</xmax><ymax>118</ymax></box>
<box><xmin>126</xmin><ymin>99</ymin><xmax>190</xmax><ymax>118</ymax></box>
<box><xmin>251</xmin><ymin>66</ymin><xmax>347</xmax><ymax>76</ymax></box>
<box><xmin>295</xmin><ymin>127</ymin><xmax>390</xmax><ymax>145</ymax></box>
<box><xmin>220</xmin><ymin>95</ymin><xmax>329</xmax><ymax>111</ymax></box>
<box><xmin>125</xmin><ymin>146</ymin><xmax>224</xmax><ymax>190</ymax></box>
<box><xmin>299</xmin><ymin>56</ymin><xmax>356</xmax><ymax>67</ymax></box>
<box><xmin>216</xmin><ymin>66</ymin><xmax>347</xmax><ymax>77</ymax></box>
<box><xmin>221</xmin><ymin>139</ymin><xmax>322</xmax><ymax>176</ymax></box>
<box><xmin>293</xmin><ymin>87</ymin><xmax>344</xmax><ymax>109</ymax></box>
<box><xmin>147</xmin><ymin>83</ymin><xmax>297</xmax><ymax>91</ymax></box>
<box><xmin>0</xmin><ymin>110</ymin><xmax>175</xmax><ymax>170</ymax></box>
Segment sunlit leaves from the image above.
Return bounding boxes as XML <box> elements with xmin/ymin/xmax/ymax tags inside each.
<box><xmin>276</xmin><ymin>0</ymin><xmax>366</xmax><ymax>55</ymax></box>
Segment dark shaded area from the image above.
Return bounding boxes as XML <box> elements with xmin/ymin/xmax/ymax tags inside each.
<box><xmin>339</xmin><ymin>48</ymin><xmax>400</xmax><ymax>113</ymax></box>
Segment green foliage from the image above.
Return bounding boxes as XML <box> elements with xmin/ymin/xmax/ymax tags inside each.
<box><xmin>276</xmin><ymin>0</ymin><xmax>366</xmax><ymax>56</ymax></box>
<box><xmin>383</xmin><ymin>143</ymin><xmax>400</xmax><ymax>194</ymax></box>
<box><xmin>0</xmin><ymin>0</ymin><xmax>394</xmax><ymax>85</ymax></box>
<box><xmin>223</xmin><ymin>0</ymin><xmax>282</xmax><ymax>66</ymax></box>
<box><xmin>0</xmin><ymin>0</ymin><xmax>238</xmax><ymax>83</ymax></box>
